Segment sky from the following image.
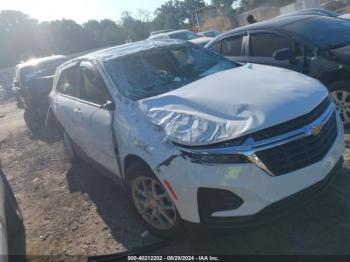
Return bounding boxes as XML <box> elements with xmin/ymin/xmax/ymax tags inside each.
<box><xmin>0</xmin><ymin>0</ymin><xmax>176</xmax><ymax>23</ymax></box>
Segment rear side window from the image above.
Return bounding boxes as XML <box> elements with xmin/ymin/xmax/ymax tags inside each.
<box><xmin>250</xmin><ymin>33</ymin><xmax>293</xmax><ymax>57</ymax></box>
<box><xmin>221</xmin><ymin>36</ymin><xmax>243</xmax><ymax>56</ymax></box>
<box><xmin>209</xmin><ymin>42</ymin><xmax>222</xmax><ymax>53</ymax></box>
<box><xmin>56</xmin><ymin>66</ymin><xmax>79</xmax><ymax>98</ymax></box>
<box><xmin>80</xmin><ymin>62</ymin><xmax>110</xmax><ymax>105</ymax></box>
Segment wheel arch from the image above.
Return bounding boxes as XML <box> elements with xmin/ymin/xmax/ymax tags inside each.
<box><xmin>123</xmin><ymin>154</ymin><xmax>153</xmax><ymax>179</ymax></box>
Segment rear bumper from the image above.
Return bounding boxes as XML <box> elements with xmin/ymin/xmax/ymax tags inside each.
<box><xmin>184</xmin><ymin>156</ymin><xmax>343</xmax><ymax>232</ymax></box>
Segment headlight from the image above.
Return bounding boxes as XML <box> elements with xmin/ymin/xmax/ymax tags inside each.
<box><xmin>183</xmin><ymin>153</ymin><xmax>250</xmax><ymax>164</ymax></box>
<box><xmin>174</xmin><ymin>136</ymin><xmax>249</xmax><ymax>164</ymax></box>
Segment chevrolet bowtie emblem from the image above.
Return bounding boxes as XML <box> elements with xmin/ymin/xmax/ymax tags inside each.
<box><xmin>311</xmin><ymin>124</ymin><xmax>324</xmax><ymax>136</ymax></box>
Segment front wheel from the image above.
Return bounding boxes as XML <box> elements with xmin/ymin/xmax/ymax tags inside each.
<box><xmin>126</xmin><ymin>162</ymin><xmax>183</xmax><ymax>238</ymax></box>
<box><xmin>329</xmin><ymin>80</ymin><xmax>350</xmax><ymax>127</ymax></box>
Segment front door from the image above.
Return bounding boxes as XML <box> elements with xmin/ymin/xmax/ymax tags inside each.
<box><xmin>243</xmin><ymin>32</ymin><xmax>304</xmax><ymax>72</ymax></box>
<box><xmin>76</xmin><ymin>61</ymin><xmax>119</xmax><ymax>175</ymax></box>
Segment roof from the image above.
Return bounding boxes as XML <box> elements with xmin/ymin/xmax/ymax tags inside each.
<box><xmin>82</xmin><ymin>39</ymin><xmax>187</xmax><ymax>62</ymax></box>
<box><xmin>221</xmin><ymin>14</ymin><xmax>328</xmax><ymax>36</ymax></box>
<box><xmin>18</xmin><ymin>55</ymin><xmax>67</xmax><ymax>69</ymax></box>
<box><xmin>279</xmin><ymin>8</ymin><xmax>339</xmax><ymax>18</ymax></box>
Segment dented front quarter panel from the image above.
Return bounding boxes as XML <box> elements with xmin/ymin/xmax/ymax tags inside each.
<box><xmin>95</xmin><ymin>61</ymin><xmax>180</xmax><ymax>177</ymax></box>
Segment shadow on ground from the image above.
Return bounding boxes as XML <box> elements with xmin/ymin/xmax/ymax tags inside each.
<box><xmin>23</xmin><ymin>111</ymin><xmax>60</xmax><ymax>144</ymax></box>
<box><xmin>64</xmin><ymin>159</ymin><xmax>350</xmax><ymax>255</ymax></box>
<box><xmin>66</xmin><ymin>162</ymin><xmax>160</xmax><ymax>251</ymax></box>
<box><xmin>153</xmin><ymin>166</ymin><xmax>350</xmax><ymax>255</ymax></box>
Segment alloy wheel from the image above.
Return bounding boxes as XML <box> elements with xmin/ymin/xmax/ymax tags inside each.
<box><xmin>131</xmin><ymin>176</ymin><xmax>177</xmax><ymax>230</ymax></box>
<box><xmin>330</xmin><ymin>90</ymin><xmax>350</xmax><ymax>124</ymax></box>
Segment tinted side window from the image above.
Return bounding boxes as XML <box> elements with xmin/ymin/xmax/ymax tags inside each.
<box><xmin>56</xmin><ymin>66</ymin><xmax>79</xmax><ymax>97</ymax></box>
<box><xmin>221</xmin><ymin>36</ymin><xmax>243</xmax><ymax>56</ymax></box>
<box><xmin>250</xmin><ymin>33</ymin><xmax>293</xmax><ymax>57</ymax></box>
<box><xmin>80</xmin><ymin>63</ymin><xmax>109</xmax><ymax>105</ymax></box>
<box><xmin>210</xmin><ymin>42</ymin><xmax>222</xmax><ymax>53</ymax></box>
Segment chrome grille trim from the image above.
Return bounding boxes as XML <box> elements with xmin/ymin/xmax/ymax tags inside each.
<box><xmin>177</xmin><ymin>97</ymin><xmax>338</xmax><ymax>176</ymax></box>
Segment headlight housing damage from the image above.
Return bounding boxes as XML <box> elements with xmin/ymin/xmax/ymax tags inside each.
<box><xmin>174</xmin><ymin>136</ymin><xmax>250</xmax><ymax>164</ymax></box>
<box><xmin>184</xmin><ymin>153</ymin><xmax>250</xmax><ymax>164</ymax></box>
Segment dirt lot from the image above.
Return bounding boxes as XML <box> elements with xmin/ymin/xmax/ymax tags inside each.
<box><xmin>0</xmin><ymin>98</ymin><xmax>349</xmax><ymax>259</ymax></box>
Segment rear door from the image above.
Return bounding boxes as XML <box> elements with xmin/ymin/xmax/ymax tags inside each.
<box><xmin>244</xmin><ymin>32</ymin><xmax>304</xmax><ymax>71</ymax></box>
<box><xmin>76</xmin><ymin>61</ymin><xmax>119</xmax><ymax>174</ymax></box>
<box><xmin>53</xmin><ymin>65</ymin><xmax>81</xmax><ymax>145</ymax></box>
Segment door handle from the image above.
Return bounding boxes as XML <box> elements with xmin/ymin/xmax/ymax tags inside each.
<box><xmin>74</xmin><ymin>109</ymin><xmax>82</xmax><ymax>114</ymax></box>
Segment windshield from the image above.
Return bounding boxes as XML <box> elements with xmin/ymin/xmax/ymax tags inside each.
<box><xmin>168</xmin><ymin>31</ymin><xmax>200</xmax><ymax>40</ymax></box>
<box><xmin>104</xmin><ymin>43</ymin><xmax>235</xmax><ymax>100</ymax></box>
<box><xmin>284</xmin><ymin>17</ymin><xmax>350</xmax><ymax>49</ymax></box>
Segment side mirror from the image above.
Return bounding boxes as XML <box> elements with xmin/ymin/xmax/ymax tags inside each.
<box><xmin>273</xmin><ymin>48</ymin><xmax>297</xmax><ymax>65</ymax></box>
<box><xmin>100</xmin><ymin>100</ymin><xmax>115</xmax><ymax>111</ymax></box>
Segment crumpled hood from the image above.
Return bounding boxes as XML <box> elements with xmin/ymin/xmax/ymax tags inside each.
<box><xmin>138</xmin><ymin>64</ymin><xmax>328</xmax><ymax>146</ymax></box>
<box><xmin>330</xmin><ymin>44</ymin><xmax>350</xmax><ymax>65</ymax></box>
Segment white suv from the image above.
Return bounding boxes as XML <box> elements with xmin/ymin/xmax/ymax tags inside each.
<box><xmin>47</xmin><ymin>40</ymin><xmax>345</xmax><ymax>238</ymax></box>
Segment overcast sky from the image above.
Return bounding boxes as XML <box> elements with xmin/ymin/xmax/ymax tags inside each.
<box><xmin>0</xmin><ymin>0</ymin><xmax>176</xmax><ymax>23</ymax></box>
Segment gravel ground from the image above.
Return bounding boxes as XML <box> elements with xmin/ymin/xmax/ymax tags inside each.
<box><xmin>0</xmin><ymin>99</ymin><xmax>159</xmax><ymax>259</ymax></box>
<box><xmin>0</xmin><ymin>98</ymin><xmax>349</xmax><ymax>259</ymax></box>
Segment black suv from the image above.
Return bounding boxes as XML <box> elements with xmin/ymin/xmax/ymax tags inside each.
<box><xmin>206</xmin><ymin>15</ymin><xmax>350</xmax><ymax>125</ymax></box>
<box><xmin>12</xmin><ymin>55</ymin><xmax>68</xmax><ymax>120</ymax></box>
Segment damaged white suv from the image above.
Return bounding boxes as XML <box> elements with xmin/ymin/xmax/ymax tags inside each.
<box><xmin>48</xmin><ymin>40</ymin><xmax>345</xmax><ymax>237</ymax></box>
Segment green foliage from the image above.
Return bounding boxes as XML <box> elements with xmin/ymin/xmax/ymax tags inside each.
<box><xmin>0</xmin><ymin>10</ymin><xmax>146</xmax><ymax>68</ymax></box>
<box><xmin>152</xmin><ymin>0</ymin><xmax>205</xmax><ymax>30</ymax></box>
<box><xmin>1</xmin><ymin>0</ymin><xmax>297</xmax><ymax>68</ymax></box>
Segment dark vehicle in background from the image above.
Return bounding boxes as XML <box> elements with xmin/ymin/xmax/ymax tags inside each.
<box><xmin>148</xmin><ymin>29</ymin><xmax>213</xmax><ymax>46</ymax></box>
<box><xmin>206</xmin><ymin>15</ymin><xmax>350</xmax><ymax>125</ymax></box>
<box><xmin>197</xmin><ymin>30</ymin><xmax>221</xmax><ymax>38</ymax></box>
<box><xmin>149</xmin><ymin>29</ymin><xmax>175</xmax><ymax>36</ymax></box>
<box><xmin>279</xmin><ymin>8</ymin><xmax>350</xmax><ymax>21</ymax></box>
<box><xmin>279</xmin><ymin>8</ymin><xmax>340</xmax><ymax>18</ymax></box>
<box><xmin>12</xmin><ymin>55</ymin><xmax>68</xmax><ymax>120</ymax></box>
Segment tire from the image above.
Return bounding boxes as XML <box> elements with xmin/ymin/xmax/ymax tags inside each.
<box><xmin>126</xmin><ymin>162</ymin><xmax>183</xmax><ymax>238</ymax></box>
<box><xmin>62</xmin><ymin>130</ymin><xmax>78</xmax><ymax>163</ymax></box>
<box><xmin>328</xmin><ymin>80</ymin><xmax>350</xmax><ymax>128</ymax></box>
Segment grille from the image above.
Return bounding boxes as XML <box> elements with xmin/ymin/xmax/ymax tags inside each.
<box><xmin>255</xmin><ymin>112</ymin><xmax>338</xmax><ymax>176</ymax></box>
<box><xmin>252</xmin><ymin>98</ymin><xmax>331</xmax><ymax>141</ymax></box>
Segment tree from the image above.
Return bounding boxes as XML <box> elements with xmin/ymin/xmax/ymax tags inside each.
<box><xmin>121</xmin><ymin>11</ymin><xmax>151</xmax><ymax>41</ymax></box>
<box><xmin>0</xmin><ymin>10</ymin><xmax>41</xmax><ymax>68</ymax></box>
<box><xmin>211</xmin><ymin>0</ymin><xmax>239</xmax><ymax>27</ymax></box>
<box><xmin>83</xmin><ymin>20</ymin><xmax>103</xmax><ymax>48</ymax></box>
<box><xmin>183</xmin><ymin>0</ymin><xmax>206</xmax><ymax>26</ymax></box>
<box><xmin>152</xmin><ymin>0</ymin><xmax>187</xmax><ymax>30</ymax></box>
<box><xmin>100</xmin><ymin>19</ymin><xmax>127</xmax><ymax>46</ymax></box>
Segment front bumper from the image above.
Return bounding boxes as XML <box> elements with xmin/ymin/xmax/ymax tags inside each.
<box><xmin>184</xmin><ymin>156</ymin><xmax>343</xmax><ymax>231</ymax></box>
<box><xmin>157</xmin><ymin>113</ymin><xmax>345</xmax><ymax>224</ymax></box>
